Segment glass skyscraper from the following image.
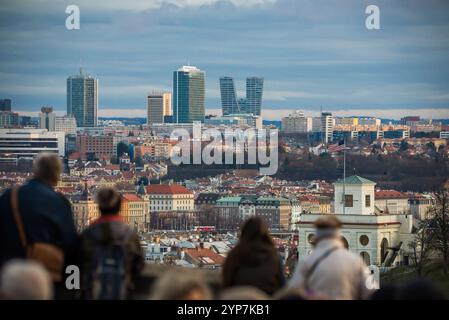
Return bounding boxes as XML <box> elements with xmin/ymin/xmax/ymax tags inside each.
<box><xmin>173</xmin><ymin>66</ymin><xmax>205</xmax><ymax>123</ymax></box>
<box><xmin>219</xmin><ymin>77</ymin><xmax>240</xmax><ymax>115</ymax></box>
<box><xmin>246</xmin><ymin>77</ymin><xmax>264</xmax><ymax>116</ymax></box>
<box><xmin>0</xmin><ymin>99</ymin><xmax>12</xmax><ymax>112</ymax></box>
<box><xmin>219</xmin><ymin>76</ymin><xmax>263</xmax><ymax>116</ymax></box>
<box><xmin>67</xmin><ymin>68</ymin><xmax>98</xmax><ymax>127</ymax></box>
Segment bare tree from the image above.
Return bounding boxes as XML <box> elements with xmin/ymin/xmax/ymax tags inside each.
<box><xmin>427</xmin><ymin>188</ymin><xmax>449</xmax><ymax>274</ymax></box>
<box><xmin>408</xmin><ymin>220</ymin><xmax>433</xmax><ymax>276</ymax></box>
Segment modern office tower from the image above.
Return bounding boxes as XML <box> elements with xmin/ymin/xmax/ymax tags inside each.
<box><xmin>245</xmin><ymin>77</ymin><xmax>264</xmax><ymax>116</ymax></box>
<box><xmin>220</xmin><ymin>77</ymin><xmax>240</xmax><ymax>115</ymax></box>
<box><xmin>147</xmin><ymin>92</ymin><xmax>172</xmax><ymax>125</ymax></box>
<box><xmin>39</xmin><ymin>106</ymin><xmax>56</xmax><ymax>131</ymax></box>
<box><xmin>0</xmin><ymin>99</ymin><xmax>12</xmax><ymax>111</ymax></box>
<box><xmin>163</xmin><ymin>92</ymin><xmax>172</xmax><ymax>116</ymax></box>
<box><xmin>281</xmin><ymin>111</ymin><xmax>312</xmax><ymax>133</ymax></box>
<box><xmin>0</xmin><ymin>129</ymin><xmax>65</xmax><ymax>157</ymax></box>
<box><xmin>238</xmin><ymin>98</ymin><xmax>247</xmax><ymax>111</ymax></box>
<box><xmin>219</xmin><ymin>76</ymin><xmax>263</xmax><ymax>116</ymax></box>
<box><xmin>0</xmin><ymin>111</ymin><xmax>19</xmax><ymax>128</ymax></box>
<box><xmin>321</xmin><ymin>112</ymin><xmax>334</xmax><ymax>143</ymax></box>
<box><xmin>67</xmin><ymin>68</ymin><xmax>98</xmax><ymax>127</ymax></box>
<box><xmin>18</xmin><ymin>116</ymin><xmax>32</xmax><ymax>127</ymax></box>
<box><xmin>173</xmin><ymin>65</ymin><xmax>205</xmax><ymax>123</ymax></box>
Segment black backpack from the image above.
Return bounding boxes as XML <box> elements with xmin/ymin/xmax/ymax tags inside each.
<box><xmin>91</xmin><ymin>227</ymin><xmax>133</xmax><ymax>300</ymax></box>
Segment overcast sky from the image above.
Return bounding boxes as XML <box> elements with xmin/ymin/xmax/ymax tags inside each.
<box><xmin>1</xmin><ymin>0</ymin><xmax>449</xmax><ymax>119</ymax></box>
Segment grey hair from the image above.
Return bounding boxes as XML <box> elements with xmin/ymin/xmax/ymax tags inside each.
<box><xmin>32</xmin><ymin>152</ymin><xmax>62</xmax><ymax>184</ymax></box>
<box><xmin>0</xmin><ymin>259</ymin><xmax>53</xmax><ymax>300</ymax></box>
<box><xmin>149</xmin><ymin>270</ymin><xmax>212</xmax><ymax>300</ymax></box>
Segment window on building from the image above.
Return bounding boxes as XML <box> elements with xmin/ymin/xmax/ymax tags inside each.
<box><xmin>365</xmin><ymin>195</ymin><xmax>371</xmax><ymax>207</ymax></box>
<box><xmin>359</xmin><ymin>235</ymin><xmax>369</xmax><ymax>246</ymax></box>
<box><xmin>344</xmin><ymin>195</ymin><xmax>353</xmax><ymax>207</ymax></box>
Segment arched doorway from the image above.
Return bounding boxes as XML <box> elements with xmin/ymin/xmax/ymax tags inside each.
<box><xmin>380</xmin><ymin>238</ymin><xmax>389</xmax><ymax>264</ymax></box>
<box><xmin>341</xmin><ymin>236</ymin><xmax>349</xmax><ymax>249</ymax></box>
<box><xmin>360</xmin><ymin>251</ymin><xmax>371</xmax><ymax>265</ymax></box>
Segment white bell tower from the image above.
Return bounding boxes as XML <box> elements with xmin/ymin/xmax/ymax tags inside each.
<box><xmin>333</xmin><ymin>175</ymin><xmax>376</xmax><ymax>215</ymax></box>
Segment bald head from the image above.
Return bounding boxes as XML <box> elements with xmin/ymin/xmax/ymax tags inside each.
<box><xmin>33</xmin><ymin>153</ymin><xmax>62</xmax><ymax>186</ymax></box>
<box><xmin>0</xmin><ymin>260</ymin><xmax>53</xmax><ymax>300</ymax></box>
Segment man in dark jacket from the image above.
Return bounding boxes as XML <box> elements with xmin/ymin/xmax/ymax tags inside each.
<box><xmin>0</xmin><ymin>153</ymin><xmax>79</xmax><ymax>297</ymax></box>
<box><xmin>80</xmin><ymin>187</ymin><xmax>144</xmax><ymax>300</ymax></box>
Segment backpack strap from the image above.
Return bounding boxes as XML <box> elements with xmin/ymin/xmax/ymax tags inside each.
<box><xmin>10</xmin><ymin>185</ymin><xmax>28</xmax><ymax>249</ymax></box>
<box><xmin>304</xmin><ymin>246</ymin><xmax>339</xmax><ymax>293</ymax></box>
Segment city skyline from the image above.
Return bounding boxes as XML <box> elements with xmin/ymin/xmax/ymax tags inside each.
<box><xmin>1</xmin><ymin>0</ymin><xmax>449</xmax><ymax>120</ymax></box>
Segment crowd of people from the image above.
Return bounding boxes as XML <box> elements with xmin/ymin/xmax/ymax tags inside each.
<box><xmin>0</xmin><ymin>153</ymin><xmax>447</xmax><ymax>300</ymax></box>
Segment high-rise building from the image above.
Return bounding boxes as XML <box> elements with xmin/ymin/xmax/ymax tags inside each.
<box><xmin>163</xmin><ymin>92</ymin><xmax>172</xmax><ymax>117</ymax></box>
<box><xmin>147</xmin><ymin>92</ymin><xmax>172</xmax><ymax>125</ymax></box>
<box><xmin>321</xmin><ymin>112</ymin><xmax>334</xmax><ymax>143</ymax></box>
<box><xmin>220</xmin><ymin>77</ymin><xmax>240</xmax><ymax>115</ymax></box>
<box><xmin>281</xmin><ymin>111</ymin><xmax>312</xmax><ymax>133</ymax></box>
<box><xmin>39</xmin><ymin>106</ymin><xmax>56</xmax><ymax>131</ymax></box>
<box><xmin>173</xmin><ymin>65</ymin><xmax>205</xmax><ymax>123</ymax></box>
<box><xmin>245</xmin><ymin>77</ymin><xmax>264</xmax><ymax>116</ymax></box>
<box><xmin>0</xmin><ymin>99</ymin><xmax>12</xmax><ymax>112</ymax></box>
<box><xmin>238</xmin><ymin>98</ymin><xmax>247</xmax><ymax>112</ymax></box>
<box><xmin>220</xmin><ymin>77</ymin><xmax>264</xmax><ymax>116</ymax></box>
<box><xmin>0</xmin><ymin>112</ymin><xmax>19</xmax><ymax>128</ymax></box>
<box><xmin>67</xmin><ymin>68</ymin><xmax>98</xmax><ymax>127</ymax></box>
<box><xmin>39</xmin><ymin>106</ymin><xmax>77</xmax><ymax>134</ymax></box>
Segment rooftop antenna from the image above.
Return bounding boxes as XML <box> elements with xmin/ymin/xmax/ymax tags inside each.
<box><xmin>79</xmin><ymin>58</ymin><xmax>83</xmax><ymax>75</ymax></box>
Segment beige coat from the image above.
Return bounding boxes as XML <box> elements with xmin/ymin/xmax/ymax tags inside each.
<box><xmin>289</xmin><ymin>238</ymin><xmax>370</xmax><ymax>300</ymax></box>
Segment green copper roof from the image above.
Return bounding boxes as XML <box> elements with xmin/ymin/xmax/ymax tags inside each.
<box><xmin>334</xmin><ymin>175</ymin><xmax>376</xmax><ymax>185</ymax></box>
<box><xmin>216</xmin><ymin>196</ymin><xmax>242</xmax><ymax>203</ymax></box>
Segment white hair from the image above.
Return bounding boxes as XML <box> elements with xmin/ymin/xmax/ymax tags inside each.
<box><xmin>0</xmin><ymin>260</ymin><xmax>53</xmax><ymax>300</ymax></box>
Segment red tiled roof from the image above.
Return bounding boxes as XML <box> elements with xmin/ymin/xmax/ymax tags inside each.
<box><xmin>68</xmin><ymin>152</ymin><xmax>81</xmax><ymax>160</ymax></box>
<box><xmin>146</xmin><ymin>184</ymin><xmax>192</xmax><ymax>195</ymax></box>
<box><xmin>184</xmin><ymin>248</ymin><xmax>225</xmax><ymax>265</ymax></box>
<box><xmin>121</xmin><ymin>194</ymin><xmax>143</xmax><ymax>201</ymax></box>
<box><xmin>121</xmin><ymin>172</ymin><xmax>135</xmax><ymax>179</ymax></box>
<box><xmin>375</xmin><ymin>190</ymin><xmax>408</xmax><ymax>199</ymax></box>
<box><xmin>105</xmin><ymin>164</ymin><xmax>120</xmax><ymax>170</ymax></box>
